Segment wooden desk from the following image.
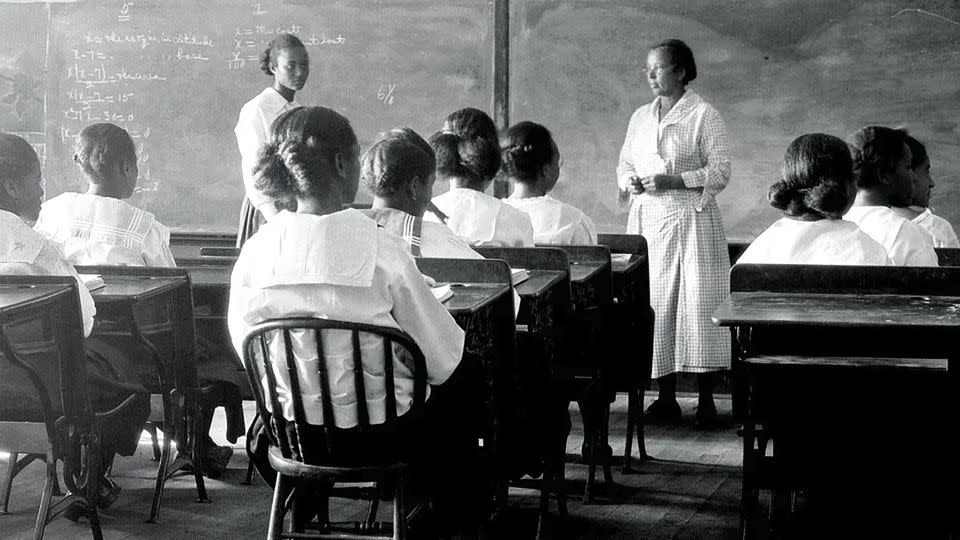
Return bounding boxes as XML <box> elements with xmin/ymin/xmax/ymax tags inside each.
<box><xmin>714</xmin><ymin>264</ymin><xmax>960</xmax><ymax>536</ymax></box>
<box><xmin>514</xmin><ymin>270</ymin><xmax>565</xmax><ymax>299</ymax></box>
<box><xmin>0</xmin><ymin>283</ymin><xmax>73</xmax><ymax>315</ymax></box>
<box><xmin>440</xmin><ymin>283</ymin><xmax>511</xmax><ymax>315</ymax></box>
<box><xmin>169</xmin><ymin>232</ymin><xmax>237</xmax><ymax>260</ymax></box>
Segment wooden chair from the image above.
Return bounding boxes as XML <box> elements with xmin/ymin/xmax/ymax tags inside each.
<box><xmin>936</xmin><ymin>247</ymin><xmax>960</xmax><ymax>267</ymax></box>
<box><xmin>75</xmin><ymin>266</ymin><xmax>232</xmax><ymax>522</ymax></box>
<box><xmin>597</xmin><ymin>234</ymin><xmax>654</xmax><ymax>474</ymax></box>
<box><xmin>0</xmin><ymin>276</ymin><xmax>135</xmax><ymax>540</ymax></box>
<box><xmin>241</xmin><ymin>318</ymin><xmax>427</xmax><ymax>540</ymax></box>
<box><xmin>728</xmin><ymin>264</ymin><xmax>957</xmax><ymax>537</ymax></box>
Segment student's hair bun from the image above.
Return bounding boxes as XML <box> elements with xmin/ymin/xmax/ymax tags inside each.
<box><xmin>361</xmin><ymin>128</ymin><xmax>435</xmax><ymax>198</ymax></box>
<box><xmin>74</xmin><ymin>123</ymin><xmax>136</xmax><ymax>180</ymax></box>
<box><xmin>500</xmin><ymin>121</ymin><xmax>554</xmax><ymax>182</ymax></box>
<box><xmin>430</xmin><ymin>108</ymin><xmax>501</xmax><ymax>188</ymax></box>
<box><xmin>846</xmin><ymin>125</ymin><xmax>908</xmax><ymax>189</ymax></box>
<box><xmin>252</xmin><ymin>106</ymin><xmax>358</xmax><ymax>204</ymax></box>
<box><xmin>768</xmin><ymin>133</ymin><xmax>855</xmax><ymax>220</ymax></box>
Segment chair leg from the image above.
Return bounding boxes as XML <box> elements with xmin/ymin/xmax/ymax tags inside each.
<box><xmin>392</xmin><ymin>471</ymin><xmax>406</xmax><ymax>540</ymax></box>
<box><xmin>190</xmin><ymin>400</ymin><xmax>210</xmax><ymax>503</ymax></box>
<box><xmin>366</xmin><ymin>497</ymin><xmax>380</xmax><ymax>526</ymax></box>
<box><xmin>601</xmin><ymin>400</ymin><xmax>613</xmax><ymax>486</ymax></box>
<box><xmin>268</xmin><ymin>475</ymin><xmax>289</xmax><ymax>540</ymax></box>
<box><xmin>147</xmin><ymin>422</ymin><xmax>172</xmax><ymax>523</ymax></box>
<box><xmin>148</xmin><ymin>424</ymin><xmax>161</xmax><ymax>461</ymax></box>
<box><xmin>623</xmin><ymin>389</ymin><xmax>637</xmax><ymax>474</ymax></box>
<box><xmin>0</xmin><ymin>451</ymin><xmax>17</xmax><ymax>513</ymax></box>
<box><xmin>32</xmin><ymin>458</ymin><xmax>56</xmax><ymax>540</ymax></box>
<box><xmin>242</xmin><ymin>459</ymin><xmax>256</xmax><ymax>486</ymax></box>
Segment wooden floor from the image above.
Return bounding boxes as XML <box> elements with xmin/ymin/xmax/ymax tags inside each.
<box><xmin>1</xmin><ymin>394</ymin><xmax>742</xmax><ymax>539</ymax></box>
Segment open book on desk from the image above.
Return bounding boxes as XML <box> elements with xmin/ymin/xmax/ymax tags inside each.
<box><xmin>78</xmin><ymin>274</ymin><xmax>106</xmax><ymax>291</ymax></box>
<box><xmin>431</xmin><ymin>284</ymin><xmax>454</xmax><ymax>303</ymax></box>
<box><xmin>510</xmin><ymin>267</ymin><xmax>529</xmax><ymax>286</ymax></box>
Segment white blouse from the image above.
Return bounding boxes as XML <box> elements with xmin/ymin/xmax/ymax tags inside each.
<box><xmin>427</xmin><ymin>187</ymin><xmax>534</xmax><ymax>247</ymax></box>
<box><xmin>843</xmin><ymin>206</ymin><xmax>938</xmax><ymax>266</ymax></box>
<box><xmin>227</xmin><ymin>209</ymin><xmax>465</xmax><ymax>428</ymax></box>
<box><xmin>504</xmin><ymin>195</ymin><xmax>597</xmax><ymax>245</ymax></box>
<box><xmin>738</xmin><ymin>218</ymin><xmax>891</xmax><ymax>266</ymax></box>
<box><xmin>360</xmin><ymin>207</ymin><xmax>482</xmax><ymax>259</ymax></box>
<box><xmin>235</xmin><ymin>87</ymin><xmax>301</xmax><ymax>215</ymax></box>
<box><xmin>912</xmin><ymin>207</ymin><xmax>960</xmax><ymax>249</ymax></box>
<box><xmin>0</xmin><ymin>209</ymin><xmax>96</xmax><ymax>337</ymax></box>
<box><xmin>34</xmin><ymin>193</ymin><xmax>175</xmax><ymax>267</ymax></box>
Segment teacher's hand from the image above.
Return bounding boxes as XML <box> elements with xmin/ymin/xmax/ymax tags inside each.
<box><xmin>640</xmin><ymin>174</ymin><xmax>683</xmax><ymax>192</ymax></box>
<box><xmin>628</xmin><ymin>175</ymin><xmax>645</xmax><ymax>195</ymax></box>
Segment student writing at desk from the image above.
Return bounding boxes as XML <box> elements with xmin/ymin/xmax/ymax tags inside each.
<box><xmin>33</xmin><ymin>123</ymin><xmax>176</xmax><ymax>267</ymax></box>
<box><xmin>227</xmin><ymin>106</ymin><xmax>483</xmax><ymax>534</ymax></box>
<box><xmin>0</xmin><ymin>132</ymin><xmax>149</xmax><ymax>520</ymax></box>
<box><xmin>501</xmin><ymin>121</ymin><xmax>598</xmax><ymax>245</ymax></box>
<box><xmin>426</xmin><ymin>108</ymin><xmax>535</xmax><ymax>247</ymax></box>
<box><xmin>843</xmin><ymin>126</ymin><xmax>938</xmax><ymax>266</ymax></box>
<box><xmin>360</xmin><ymin>127</ymin><xmax>481</xmax><ymax>259</ymax></box>
<box><xmin>738</xmin><ymin>133</ymin><xmax>891</xmax><ymax>265</ymax></box>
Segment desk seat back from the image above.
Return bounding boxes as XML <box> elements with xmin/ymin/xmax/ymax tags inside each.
<box><xmin>0</xmin><ymin>276</ymin><xmax>88</xmax><ymax>426</ymax></box>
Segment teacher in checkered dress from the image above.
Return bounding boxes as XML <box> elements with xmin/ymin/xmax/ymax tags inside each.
<box><xmin>616</xmin><ymin>39</ymin><xmax>731</xmax><ymax>428</ymax></box>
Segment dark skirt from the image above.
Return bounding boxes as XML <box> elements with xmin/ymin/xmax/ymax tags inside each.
<box><xmin>237</xmin><ymin>197</ymin><xmax>266</xmax><ymax>248</ymax></box>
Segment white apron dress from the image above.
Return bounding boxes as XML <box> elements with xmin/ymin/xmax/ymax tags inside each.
<box><xmin>843</xmin><ymin>206</ymin><xmax>938</xmax><ymax>266</ymax></box>
<box><xmin>616</xmin><ymin>91</ymin><xmax>732</xmax><ymax>378</ymax></box>
<box><xmin>503</xmin><ymin>195</ymin><xmax>598</xmax><ymax>245</ymax></box>
<box><xmin>427</xmin><ymin>188</ymin><xmax>534</xmax><ymax>248</ymax></box>
<box><xmin>738</xmin><ymin>218</ymin><xmax>891</xmax><ymax>266</ymax></box>
<box><xmin>912</xmin><ymin>207</ymin><xmax>960</xmax><ymax>249</ymax></box>
<box><xmin>234</xmin><ymin>87</ymin><xmax>301</xmax><ymax>245</ymax></box>
<box><xmin>34</xmin><ymin>192</ymin><xmax>175</xmax><ymax>267</ymax></box>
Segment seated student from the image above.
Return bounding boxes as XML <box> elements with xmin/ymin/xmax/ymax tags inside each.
<box><xmin>500</xmin><ymin>121</ymin><xmax>597</xmax><ymax>245</ymax></box>
<box><xmin>361</xmin><ymin>127</ymin><xmax>481</xmax><ymax>259</ymax></box>
<box><xmin>0</xmin><ymin>132</ymin><xmax>149</xmax><ymax>519</ymax></box>
<box><xmin>889</xmin><ymin>133</ymin><xmax>959</xmax><ymax>248</ymax></box>
<box><xmin>843</xmin><ymin>126</ymin><xmax>938</xmax><ymax>266</ymax></box>
<box><xmin>739</xmin><ymin>133</ymin><xmax>890</xmax><ymax>265</ymax></box>
<box><xmin>34</xmin><ymin>123</ymin><xmax>236</xmax><ymax>475</ymax></box>
<box><xmin>227</xmin><ymin>107</ymin><xmax>480</xmax><ymax>530</ymax></box>
<box><xmin>426</xmin><ymin>108</ymin><xmax>535</xmax><ymax>247</ymax></box>
<box><xmin>34</xmin><ymin>123</ymin><xmax>175</xmax><ymax>267</ymax></box>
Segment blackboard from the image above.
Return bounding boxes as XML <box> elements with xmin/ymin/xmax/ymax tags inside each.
<box><xmin>1</xmin><ymin>0</ymin><xmax>493</xmax><ymax>232</ymax></box>
<box><xmin>510</xmin><ymin>0</ymin><xmax>960</xmax><ymax>240</ymax></box>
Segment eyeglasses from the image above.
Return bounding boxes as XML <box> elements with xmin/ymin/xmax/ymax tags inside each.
<box><xmin>558</xmin><ymin>155</ymin><xmax>564</xmax><ymax>169</ymax></box>
<box><xmin>645</xmin><ymin>64</ymin><xmax>673</xmax><ymax>76</ymax></box>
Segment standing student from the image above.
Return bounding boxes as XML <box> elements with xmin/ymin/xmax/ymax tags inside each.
<box><xmin>501</xmin><ymin>121</ymin><xmax>597</xmax><ymax>245</ymax></box>
<box><xmin>427</xmin><ymin>108</ymin><xmax>535</xmax><ymax>247</ymax></box>
<box><xmin>889</xmin><ymin>133</ymin><xmax>959</xmax><ymax>248</ymax></box>
<box><xmin>33</xmin><ymin>123</ymin><xmax>176</xmax><ymax>267</ymax></box>
<box><xmin>616</xmin><ymin>38</ymin><xmax>732</xmax><ymax>426</ymax></box>
<box><xmin>234</xmin><ymin>33</ymin><xmax>309</xmax><ymax>246</ymax></box>
<box><xmin>739</xmin><ymin>133</ymin><xmax>890</xmax><ymax>265</ymax></box>
<box><xmin>361</xmin><ymin>127</ymin><xmax>481</xmax><ymax>259</ymax></box>
<box><xmin>227</xmin><ymin>107</ymin><xmax>482</xmax><ymax>533</ymax></box>
<box><xmin>844</xmin><ymin>126</ymin><xmax>938</xmax><ymax>266</ymax></box>
<box><xmin>0</xmin><ymin>132</ymin><xmax>149</xmax><ymax>519</ymax></box>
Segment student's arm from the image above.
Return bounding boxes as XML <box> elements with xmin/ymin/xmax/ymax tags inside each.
<box><xmin>142</xmin><ymin>222</ymin><xmax>177</xmax><ymax>268</ymax></box>
<box><xmin>226</xmin><ymin>253</ymin><xmax>255</xmax><ymax>357</ymax></box>
<box><xmin>40</xmin><ymin>243</ymin><xmax>96</xmax><ymax>337</ymax></box>
<box><xmin>616</xmin><ymin>109</ymin><xmax>642</xmax><ymax>192</ymax></box>
<box><xmin>680</xmin><ymin>106</ymin><xmax>732</xmax><ymax>210</ymax></box>
<box><xmin>388</xmin><ymin>249</ymin><xmax>465</xmax><ymax>386</ymax></box>
<box><xmin>571</xmin><ymin>212</ymin><xmax>598</xmax><ymax>245</ymax></box>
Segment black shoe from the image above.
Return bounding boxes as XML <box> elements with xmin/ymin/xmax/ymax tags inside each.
<box><xmin>646</xmin><ymin>399</ymin><xmax>682</xmax><ymax>424</ymax></box>
<box><xmin>96</xmin><ymin>478</ymin><xmax>122</xmax><ymax>509</ymax></box>
<box><xmin>579</xmin><ymin>442</ymin><xmax>613</xmax><ymax>464</ymax></box>
<box><xmin>63</xmin><ymin>501</ymin><xmax>87</xmax><ymax>522</ymax></box>
<box><xmin>694</xmin><ymin>403</ymin><xmax>721</xmax><ymax>430</ymax></box>
<box><xmin>201</xmin><ymin>445</ymin><xmax>233</xmax><ymax>478</ymax></box>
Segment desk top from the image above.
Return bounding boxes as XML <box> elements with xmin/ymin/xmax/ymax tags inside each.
<box><xmin>0</xmin><ymin>284</ymin><xmax>72</xmax><ymax>314</ymax></box>
<box><xmin>569</xmin><ymin>261</ymin><xmax>606</xmax><ymax>283</ymax></box>
<box><xmin>439</xmin><ymin>283</ymin><xmax>511</xmax><ymax>316</ymax></box>
<box><xmin>612</xmin><ymin>255</ymin><xmax>644</xmax><ymax>276</ymax></box>
<box><xmin>713</xmin><ymin>291</ymin><xmax>960</xmax><ymax>329</ymax></box>
<box><xmin>514</xmin><ymin>270</ymin><xmax>565</xmax><ymax>298</ymax></box>
<box><xmin>182</xmin><ymin>265</ymin><xmax>232</xmax><ymax>288</ymax></box>
<box><xmin>90</xmin><ymin>275</ymin><xmax>187</xmax><ymax>304</ymax></box>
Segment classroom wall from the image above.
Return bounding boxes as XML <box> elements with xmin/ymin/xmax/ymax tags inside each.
<box><xmin>2</xmin><ymin>0</ymin><xmax>958</xmax><ymax>239</ymax></box>
<box><xmin>510</xmin><ymin>0</ymin><xmax>960</xmax><ymax>239</ymax></box>
<box><xmin>0</xmin><ymin>0</ymin><xmax>492</xmax><ymax>232</ymax></box>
